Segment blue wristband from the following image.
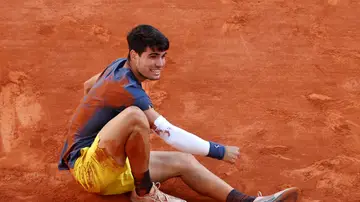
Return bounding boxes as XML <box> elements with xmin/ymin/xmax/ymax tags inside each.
<box><xmin>207</xmin><ymin>141</ymin><xmax>225</xmax><ymax>160</ymax></box>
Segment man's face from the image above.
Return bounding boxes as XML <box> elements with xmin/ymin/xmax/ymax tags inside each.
<box><xmin>132</xmin><ymin>47</ymin><xmax>167</xmax><ymax>81</ymax></box>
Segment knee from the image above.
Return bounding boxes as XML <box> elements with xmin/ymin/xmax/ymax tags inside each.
<box><xmin>124</xmin><ymin>106</ymin><xmax>149</xmax><ymax>129</ymax></box>
<box><xmin>176</xmin><ymin>153</ymin><xmax>199</xmax><ymax>172</ymax></box>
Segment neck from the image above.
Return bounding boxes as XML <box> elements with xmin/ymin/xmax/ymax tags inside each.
<box><xmin>124</xmin><ymin>60</ymin><xmax>147</xmax><ymax>83</ymax></box>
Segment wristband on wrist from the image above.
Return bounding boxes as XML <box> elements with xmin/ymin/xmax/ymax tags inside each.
<box><xmin>207</xmin><ymin>141</ymin><xmax>225</xmax><ymax>160</ymax></box>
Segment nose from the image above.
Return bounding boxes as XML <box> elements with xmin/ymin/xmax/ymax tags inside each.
<box><xmin>155</xmin><ymin>58</ymin><xmax>165</xmax><ymax>67</ymax></box>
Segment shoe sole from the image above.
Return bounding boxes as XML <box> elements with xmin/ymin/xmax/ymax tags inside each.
<box><xmin>273</xmin><ymin>187</ymin><xmax>299</xmax><ymax>202</ymax></box>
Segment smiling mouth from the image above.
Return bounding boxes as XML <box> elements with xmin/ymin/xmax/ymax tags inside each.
<box><xmin>150</xmin><ymin>69</ymin><xmax>161</xmax><ymax>75</ymax></box>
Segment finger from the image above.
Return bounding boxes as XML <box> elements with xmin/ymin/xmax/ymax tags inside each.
<box><xmin>227</xmin><ymin>157</ymin><xmax>235</xmax><ymax>163</ymax></box>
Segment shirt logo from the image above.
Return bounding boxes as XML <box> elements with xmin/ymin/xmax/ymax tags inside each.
<box><xmin>214</xmin><ymin>145</ymin><xmax>220</xmax><ymax>148</ymax></box>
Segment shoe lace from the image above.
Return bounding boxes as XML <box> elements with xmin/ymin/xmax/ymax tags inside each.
<box><xmin>151</xmin><ymin>182</ymin><xmax>170</xmax><ymax>202</ymax></box>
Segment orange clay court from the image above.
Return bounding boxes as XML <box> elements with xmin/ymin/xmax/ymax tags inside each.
<box><xmin>1</xmin><ymin>0</ymin><xmax>360</xmax><ymax>201</ymax></box>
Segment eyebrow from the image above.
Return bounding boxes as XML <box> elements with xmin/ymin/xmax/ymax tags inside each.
<box><xmin>149</xmin><ymin>52</ymin><xmax>167</xmax><ymax>56</ymax></box>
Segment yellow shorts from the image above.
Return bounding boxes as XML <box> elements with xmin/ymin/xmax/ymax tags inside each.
<box><xmin>72</xmin><ymin>135</ymin><xmax>135</xmax><ymax>195</ymax></box>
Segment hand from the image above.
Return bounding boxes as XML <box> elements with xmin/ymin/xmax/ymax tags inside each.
<box><xmin>83</xmin><ymin>73</ymin><xmax>101</xmax><ymax>95</ymax></box>
<box><xmin>83</xmin><ymin>81</ymin><xmax>92</xmax><ymax>95</ymax></box>
<box><xmin>223</xmin><ymin>146</ymin><xmax>240</xmax><ymax>164</ymax></box>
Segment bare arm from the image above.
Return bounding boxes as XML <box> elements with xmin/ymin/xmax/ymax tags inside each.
<box><xmin>143</xmin><ymin>107</ymin><xmax>161</xmax><ymax>129</ymax></box>
<box><xmin>83</xmin><ymin>73</ymin><xmax>101</xmax><ymax>95</ymax></box>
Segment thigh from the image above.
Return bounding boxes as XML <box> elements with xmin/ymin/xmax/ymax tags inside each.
<box><xmin>149</xmin><ymin>151</ymin><xmax>190</xmax><ymax>183</ymax></box>
<box><xmin>97</xmin><ymin>106</ymin><xmax>149</xmax><ymax>166</ymax></box>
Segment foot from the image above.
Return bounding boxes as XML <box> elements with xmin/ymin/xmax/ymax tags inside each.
<box><xmin>253</xmin><ymin>187</ymin><xmax>299</xmax><ymax>202</ymax></box>
<box><xmin>130</xmin><ymin>182</ymin><xmax>186</xmax><ymax>202</ymax></box>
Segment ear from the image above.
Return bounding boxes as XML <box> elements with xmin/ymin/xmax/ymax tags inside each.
<box><xmin>130</xmin><ymin>50</ymin><xmax>139</xmax><ymax>61</ymax></box>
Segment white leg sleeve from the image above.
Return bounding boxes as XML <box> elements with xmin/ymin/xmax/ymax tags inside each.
<box><xmin>153</xmin><ymin>116</ymin><xmax>210</xmax><ymax>156</ymax></box>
